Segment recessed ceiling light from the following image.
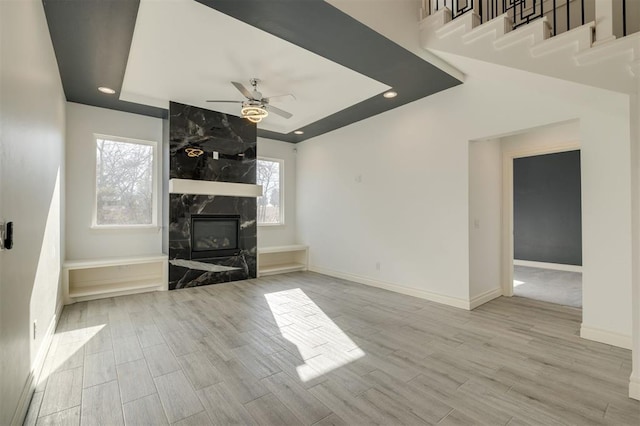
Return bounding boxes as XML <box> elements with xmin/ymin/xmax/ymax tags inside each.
<box><xmin>98</xmin><ymin>86</ymin><xmax>116</xmax><ymax>95</ymax></box>
<box><xmin>383</xmin><ymin>91</ymin><xmax>397</xmax><ymax>99</ymax></box>
<box><xmin>294</xmin><ymin>130</ymin><xmax>304</xmax><ymax>135</ymax></box>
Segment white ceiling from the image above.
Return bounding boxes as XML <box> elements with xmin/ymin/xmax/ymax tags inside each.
<box><xmin>120</xmin><ymin>0</ymin><xmax>391</xmax><ymax>134</ymax></box>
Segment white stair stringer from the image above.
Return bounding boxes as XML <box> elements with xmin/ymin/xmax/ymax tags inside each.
<box><xmin>575</xmin><ymin>32</ymin><xmax>640</xmax><ymax>79</ymax></box>
<box><xmin>493</xmin><ymin>18</ymin><xmax>552</xmax><ymax>50</ymax></box>
<box><xmin>631</xmin><ymin>60</ymin><xmax>640</xmax><ymax>78</ymax></box>
<box><xmin>420</xmin><ymin>10</ymin><xmax>639</xmax><ymax>94</ymax></box>
<box><xmin>530</xmin><ymin>22</ymin><xmax>594</xmax><ymax>58</ymax></box>
<box><xmin>461</xmin><ymin>13</ymin><xmax>513</xmax><ymax>45</ymax></box>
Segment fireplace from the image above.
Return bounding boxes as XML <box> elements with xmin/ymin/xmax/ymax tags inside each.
<box><xmin>190</xmin><ymin>214</ymin><xmax>241</xmax><ymax>259</ymax></box>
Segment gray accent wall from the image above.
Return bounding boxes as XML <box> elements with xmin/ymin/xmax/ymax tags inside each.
<box><xmin>514</xmin><ymin>150</ymin><xmax>582</xmax><ymax>266</ymax></box>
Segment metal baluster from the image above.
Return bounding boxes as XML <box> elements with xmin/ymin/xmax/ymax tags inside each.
<box><xmin>553</xmin><ymin>0</ymin><xmax>557</xmax><ymax>36</ymax></box>
<box><xmin>623</xmin><ymin>0</ymin><xmax>627</xmax><ymax>36</ymax></box>
<box><xmin>566</xmin><ymin>0</ymin><xmax>570</xmax><ymax>33</ymax></box>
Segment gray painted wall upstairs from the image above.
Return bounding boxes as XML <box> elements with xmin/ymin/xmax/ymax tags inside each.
<box><xmin>514</xmin><ymin>150</ymin><xmax>582</xmax><ymax>266</ymax></box>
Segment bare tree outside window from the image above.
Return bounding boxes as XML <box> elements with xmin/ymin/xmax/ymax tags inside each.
<box><xmin>95</xmin><ymin>137</ymin><xmax>155</xmax><ymax>226</ymax></box>
<box><xmin>257</xmin><ymin>159</ymin><xmax>283</xmax><ymax>225</ymax></box>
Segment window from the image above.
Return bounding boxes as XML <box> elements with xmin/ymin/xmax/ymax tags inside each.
<box><xmin>257</xmin><ymin>158</ymin><xmax>283</xmax><ymax>225</ymax></box>
<box><xmin>94</xmin><ymin>135</ymin><xmax>157</xmax><ymax>228</ymax></box>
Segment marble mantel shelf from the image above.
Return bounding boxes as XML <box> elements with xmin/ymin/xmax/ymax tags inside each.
<box><xmin>169</xmin><ymin>179</ymin><xmax>263</xmax><ymax>197</ymax></box>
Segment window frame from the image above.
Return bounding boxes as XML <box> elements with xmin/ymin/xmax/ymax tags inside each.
<box><xmin>91</xmin><ymin>133</ymin><xmax>159</xmax><ymax>230</ymax></box>
<box><xmin>257</xmin><ymin>156</ymin><xmax>285</xmax><ymax>227</ymax></box>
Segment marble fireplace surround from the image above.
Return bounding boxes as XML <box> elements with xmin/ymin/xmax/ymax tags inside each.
<box><xmin>168</xmin><ymin>180</ymin><xmax>262</xmax><ymax>276</ymax></box>
<box><xmin>168</xmin><ymin>101</ymin><xmax>258</xmax><ymax>290</ymax></box>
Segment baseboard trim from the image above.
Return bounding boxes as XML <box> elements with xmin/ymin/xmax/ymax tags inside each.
<box><xmin>580</xmin><ymin>324</ymin><xmax>632</xmax><ymax>349</ymax></box>
<box><xmin>469</xmin><ymin>288</ymin><xmax>502</xmax><ymax>309</ymax></box>
<box><xmin>513</xmin><ymin>259</ymin><xmax>582</xmax><ymax>273</ymax></box>
<box><xmin>10</xmin><ymin>301</ymin><xmax>63</xmax><ymax>426</ymax></box>
<box><xmin>630</xmin><ymin>375</ymin><xmax>640</xmax><ymax>401</ymax></box>
<box><xmin>309</xmin><ymin>265</ymin><xmax>471</xmax><ymax>310</ymax></box>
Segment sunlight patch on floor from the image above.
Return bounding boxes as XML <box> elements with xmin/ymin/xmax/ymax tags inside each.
<box><xmin>513</xmin><ymin>279</ymin><xmax>525</xmax><ymax>287</ymax></box>
<box><xmin>39</xmin><ymin>324</ymin><xmax>106</xmax><ymax>384</ymax></box>
<box><xmin>264</xmin><ymin>288</ymin><xmax>364</xmax><ymax>381</ymax></box>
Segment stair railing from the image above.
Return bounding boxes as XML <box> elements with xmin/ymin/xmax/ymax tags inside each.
<box><xmin>429</xmin><ymin>0</ymin><xmax>476</xmax><ymax>20</ymax></box>
<box><xmin>423</xmin><ymin>0</ymin><xmax>589</xmax><ymax>37</ymax></box>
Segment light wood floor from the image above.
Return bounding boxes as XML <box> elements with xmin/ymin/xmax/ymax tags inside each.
<box><xmin>25</xmin><ymin>272</ymin><xmax>639</xmax><ymax>425</ymax></box>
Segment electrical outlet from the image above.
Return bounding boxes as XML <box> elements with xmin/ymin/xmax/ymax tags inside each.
<box><xmin>213</xmin><ymin>151</ymin><xmax>219</xmax><ymax>160</ymax></box>
<box><xmin>33</xmin><ymin>320</ymin><xmax>37</xmax><ymax>340</ymax></box>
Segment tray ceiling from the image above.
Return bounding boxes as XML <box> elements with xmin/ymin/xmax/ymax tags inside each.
<box><xmin>43</xmin><ymin>0</ymin><xmax>462</xmax><ymax>142</ymax></box>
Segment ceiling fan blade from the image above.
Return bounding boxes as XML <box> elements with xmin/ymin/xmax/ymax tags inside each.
<box><xmin>231</xmin><ymin>81</ymin><xmax>253</xmax><ymax>99</ymax></box>
<box><xmin>205</xmin><ymin>100</ymin><xmax>243</xmax><ymax>103</ymax></box>
<box><xmin>264</xmin><ymin>94</ymin><xmax>296</xmax><ymax>103</ymax></box>
<box><xmin>267</xmin><ymin>104</ymin><xmax>293</xmax><ymax>119</ymax></box>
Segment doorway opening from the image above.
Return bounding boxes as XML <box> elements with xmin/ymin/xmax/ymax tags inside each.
<box><xmin>501</xmin><ymin>124</ymin><xmax>582</xmax><ymax>309</ymax></box>
<box><xmin>512</xmin><ymin>150</ymin><xmax>582</xmax><ymax>307</ymax></box>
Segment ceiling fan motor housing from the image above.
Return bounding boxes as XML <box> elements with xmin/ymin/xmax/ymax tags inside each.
<box><xmin>207</xmin><ymin>78</ymin><xmax>293</xmax><ymax>121</ymax></box>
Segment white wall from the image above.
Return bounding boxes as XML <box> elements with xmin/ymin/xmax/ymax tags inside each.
<box><xmin>500</xmin><ymin>121</ymin><xmax>580</xmax><ymax>151</ymax></box>
<box><xmin>297</xmin><ymin>56</ymin><xmax>632</xmax><ymax>341</ymax></box>
<box><xmin>0</xmin><ymin>1</ymin><xmax>66</xmax><ymax>424</ymax></box>
<box><xmin>468</xmin><ymin>139</ymin><xmax>502</xmax><ymax>306</ymax></box>
<box><xmin>65</xmin><ymin>103</ymin><xmax>163</xmax><ymax>260</ymax></box>
<box><xmin>257</xmin><ymin>137</ymin><xmax>298</xmax><ymax>247</ymax></box>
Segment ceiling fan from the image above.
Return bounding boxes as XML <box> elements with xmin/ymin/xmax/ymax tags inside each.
<box><xmin>207</xmin><ymin>78</ymin><xmax>294</xmax><ymax>123</ymax></box>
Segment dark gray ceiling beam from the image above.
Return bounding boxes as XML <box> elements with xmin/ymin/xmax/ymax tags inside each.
<box><xmin>42</xmin><ymin>0</ymin><xmax>165</xmax><ymax>118</ymax></box>
<box><xmin>196</xmin><ymin>0</ymin><xmax>461</xmax><ymax>142</ymax></box>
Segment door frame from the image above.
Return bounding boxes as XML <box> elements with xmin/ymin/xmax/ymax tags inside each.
<box><xmin>501</xmin><ymin>141</ymin><xmax>581</xmax><ymax>296</ymax></box>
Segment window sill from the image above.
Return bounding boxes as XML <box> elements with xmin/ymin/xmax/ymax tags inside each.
<box><xmin>258</xmin><ymin>223</ymin><xmax>286</xmax><ymax>228</ymax></box>
<box><xmin>90</xmin><ymin>224</ymin><xmax>161</xmax><ymax>232</ymax></box>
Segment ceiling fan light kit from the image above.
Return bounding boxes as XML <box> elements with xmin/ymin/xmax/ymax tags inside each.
<box><xmin>207</xmin><ymin>78</ymin><xmax>293</xmax><ymax>123</ymax></box>
<box><xmin>241</xmin><ymin>104</ymin><xmax>269</xmax><ymax>123</ymax></box>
